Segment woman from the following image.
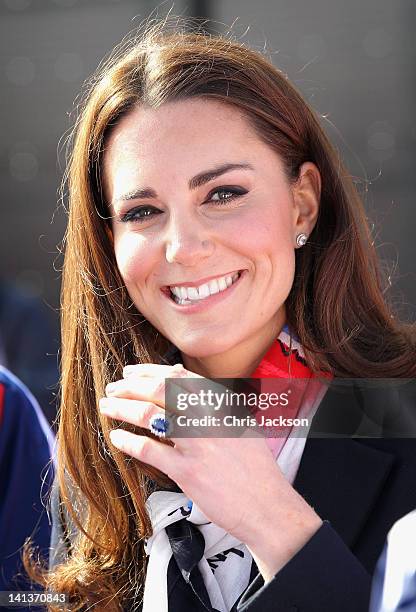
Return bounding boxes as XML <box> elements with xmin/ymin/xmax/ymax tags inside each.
<box><xmin>25</xmin><ymin>18</ymin><xmax>416</xmax><ymax>612</ymax></box>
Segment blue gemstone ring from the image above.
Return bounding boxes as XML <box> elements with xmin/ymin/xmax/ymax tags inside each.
<box><xmin>149</xmin><ymin>413</ymin><xmax>172</xmax><ymax>438</ymax></box>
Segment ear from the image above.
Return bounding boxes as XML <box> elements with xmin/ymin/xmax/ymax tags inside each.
<box><xmin>291</xmin><ymin>162</ymin><xmax>321</xmax><ymax>243</ymax></box>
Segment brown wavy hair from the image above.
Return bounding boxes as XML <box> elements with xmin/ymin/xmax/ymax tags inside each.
<box><xmin>24</xmin><ymin>15</ymin><xmax>416</xmax><ymax>611</ymax></box>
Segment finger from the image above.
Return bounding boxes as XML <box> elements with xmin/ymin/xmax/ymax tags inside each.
<box><xmin>123</xmin><ymin>362</ymin><xmax>186</xmax><ymax>378</ymax></box>
<box><xmin>106</xmin><ymin>377</ymin><xmax>166</xmax><ymax>405</ymax></box>
<box><xmin>106</xmin><ymin>372</ymin><xmax>198</xmax><ymax>406</ymax></box>
<box><xmin>99</xmin><ymin>397</ymin><xmax>163</xmax><ymax>428</ymax></box>
<box><xmin>109</xmin><ymin>429</ymin><xmax>181</xmax><ymax>475</ymax></box>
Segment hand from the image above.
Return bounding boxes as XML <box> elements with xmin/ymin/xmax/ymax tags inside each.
<box><xmin>100</xmin><ymin>362</ymin><xmax>322</xmax><ymax>578</ymax></box>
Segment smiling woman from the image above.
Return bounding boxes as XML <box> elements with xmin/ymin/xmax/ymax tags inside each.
<box><xmin>24</xmin><ymin>15</ymin><xmax>416</xmax><ymax>612</ymax></box>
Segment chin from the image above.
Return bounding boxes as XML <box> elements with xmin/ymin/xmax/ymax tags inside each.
<box><xmin>174</xmin><ymin>333</ymin><xmax>238</xmax><ymax>359</ymax></box>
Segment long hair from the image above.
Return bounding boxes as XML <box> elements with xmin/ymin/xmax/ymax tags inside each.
<box><xmin>24</xmin><ymin>16</ymin><xmax>416</xmax><ymax>611</ymax></box>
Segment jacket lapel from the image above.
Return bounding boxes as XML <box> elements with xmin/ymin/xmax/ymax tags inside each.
<box><xmin>293</xmin><ymin>437</ymin><xmax>395</xmax><ymax>548</ymax></box>
<box><xmin>292</xmin><ymin>379</ymin><xmax>396</xmax><ymax>547</ymax></box>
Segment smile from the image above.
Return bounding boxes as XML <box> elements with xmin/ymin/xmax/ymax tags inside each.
<box><xmin>161</xmin><ymin>270</ymin><xmax>246</xmax><ymax>311</ymax></box>
<box><xmin>170</xmin><ymin>271</ymin><xmax>241</xmax><ymax>304</ymax></box>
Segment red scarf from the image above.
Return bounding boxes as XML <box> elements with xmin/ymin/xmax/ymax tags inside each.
<box><xmin>249</xmin><ymin>325</ymin><xmax>332</xmax><ymax>458</ymax></box>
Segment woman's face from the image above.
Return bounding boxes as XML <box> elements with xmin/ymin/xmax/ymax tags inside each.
<box><xmin>103</xmin><ymin>98</ymin><xmax>319</xmax><ymax>372</ymax></box>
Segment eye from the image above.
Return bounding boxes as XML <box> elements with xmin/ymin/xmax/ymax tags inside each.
<box><xmin>119</xmin><ymin>206</ymin><xmax>162</xmax><ymax>224</ymax></box>
<box><xmin>207</xmin><ymin>186</ymin><xmax>248</xmax><ymax>205</ymax></box>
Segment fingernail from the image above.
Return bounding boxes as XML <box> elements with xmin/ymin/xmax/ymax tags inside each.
<box><xmin>110</xmin><ymin>429</ymin><xmax>125</xmax><ymax>447</ymax></box>
<box><xmin>106</xmin><ymin>383</ymin><xmax>116</xmax><ymax>395</ymax></box>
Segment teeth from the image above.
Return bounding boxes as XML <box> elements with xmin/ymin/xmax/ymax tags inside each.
<box><xmin>187</xmin><ymin>287</ymin><xmax>199</xmax><ymax>300</ymax></box>
<box><xmin>208</xmin><ymin>279</ymin><xmax>220</xmax><ymax>296</ymax></box>
<box><xmin>170</xmin><ymin>271</ymin><xmax>241</xmax><ymax>304</ymax></box>
<box><xmin>218</xmin><ymin>277</ymin><xmax>227</xmax><ymax>292</ymax></box>
<box><xmin>198</xmin><ymin>283</ymin><xmax>210</xmax><ymax>299</ymax></box>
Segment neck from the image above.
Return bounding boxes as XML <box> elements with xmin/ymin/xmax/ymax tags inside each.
<box><xmin>181</xmin><ymin>310</ymin><xmax>286</xmax><ymax>378</ymax></box>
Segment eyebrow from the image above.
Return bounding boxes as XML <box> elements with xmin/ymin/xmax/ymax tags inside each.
<box><xmin>112</xmin><ymin>162</ymin><xmax>254</xmax><ymax>205</ymax></box>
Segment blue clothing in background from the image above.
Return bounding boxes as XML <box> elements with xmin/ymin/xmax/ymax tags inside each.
<box><xmin>0</xmin><ymin>281</ymin><xmax>60</xmax><ymax>427</ymax></box>
<box><xmin>370</xmin><ymin>509</ymin><xmax>416</xmax><ymax>612</ymax></box>
<box><xmin>0</xmin><ymin>366</ymin><xmax>55</xmax><ymax>605</ymax></box>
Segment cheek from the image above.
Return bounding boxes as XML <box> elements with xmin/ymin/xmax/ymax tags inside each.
<box><xmin>265</xmin><ymin>222</ymin><xmax>296</xmax><ymax>293</ymax></box>
<box><xmin>113</xmin><ymin>233</ymin><xmax>154</xmax><ymax>289</ymax></box>
<box><xmin>236</xmin><ymin>207</ymin><xmax>295</xmax><ymax>301</ymax></box>
<box><xmin>232</xmin><ymin>206</ymin><xmax>294</xmax><ymax>265</ymax></box>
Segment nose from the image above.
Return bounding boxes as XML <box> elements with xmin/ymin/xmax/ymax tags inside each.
<box><xmin>164</xmin><ymin>216</ymin><xmax>214</xmax><ymax>265</ymax></box>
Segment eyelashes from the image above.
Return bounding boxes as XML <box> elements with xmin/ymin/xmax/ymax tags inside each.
<box><xmin>118</xmin><ymin>186</ymin><xmax>248</xmax><ymax>224</ymax></box>
<box><xmin>208</xmin><ymin>186</ymin><xmax>247</xmax><ymax>204</ymax></box>
<box><xmin>120</xmin><ymin>206</ymin><xmax>161</xmax><ymax>224</ymax></box>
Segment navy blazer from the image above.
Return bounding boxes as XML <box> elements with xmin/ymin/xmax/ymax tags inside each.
<box><xmin>235</xmin><ymin>437</ymin><xmax>416</xmax><ymax>611</ymax></box>
<box><xmin>49</xmin><ymin>379</ymin><xmax>416</xmax><ymax>611</ymax></box>
<box><xmin>141</xmin><ymin>378</ymin><xmax>416</xmax><ymax>611</ymax></box>
<box><xmin>233</xmin><ymin>378</ymin><xmax>416</xmax><ymax>612</ymax></box>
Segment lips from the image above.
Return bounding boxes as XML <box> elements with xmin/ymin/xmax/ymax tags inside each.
<box><xmin>161</xmin><ymin>269</ymin><xmax>247</xmax><ymax>311</ymax></box>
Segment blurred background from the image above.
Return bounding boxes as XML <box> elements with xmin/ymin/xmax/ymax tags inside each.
<box><xmin>1</xmin><ymin>0</ymin><xmax>415</xmax><ymax>426</ymax></box>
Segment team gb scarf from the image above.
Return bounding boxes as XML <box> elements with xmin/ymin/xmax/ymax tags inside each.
<box><xmin>142</xmin><ymin>324</ymin><xmax>331</xmax><ymax>612</ymax></box>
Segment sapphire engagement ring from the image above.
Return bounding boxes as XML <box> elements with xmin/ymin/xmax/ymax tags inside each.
<box><xmin>149</xmin><ymin>413</ymin><xmax>172</xmax><ymax>438</ymax></box>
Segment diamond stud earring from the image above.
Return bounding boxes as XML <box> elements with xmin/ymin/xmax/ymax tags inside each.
<box><xmin>296</xmin><ymin>233</ymin><xmax>308</xmax><ymax>247</ymax></box>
